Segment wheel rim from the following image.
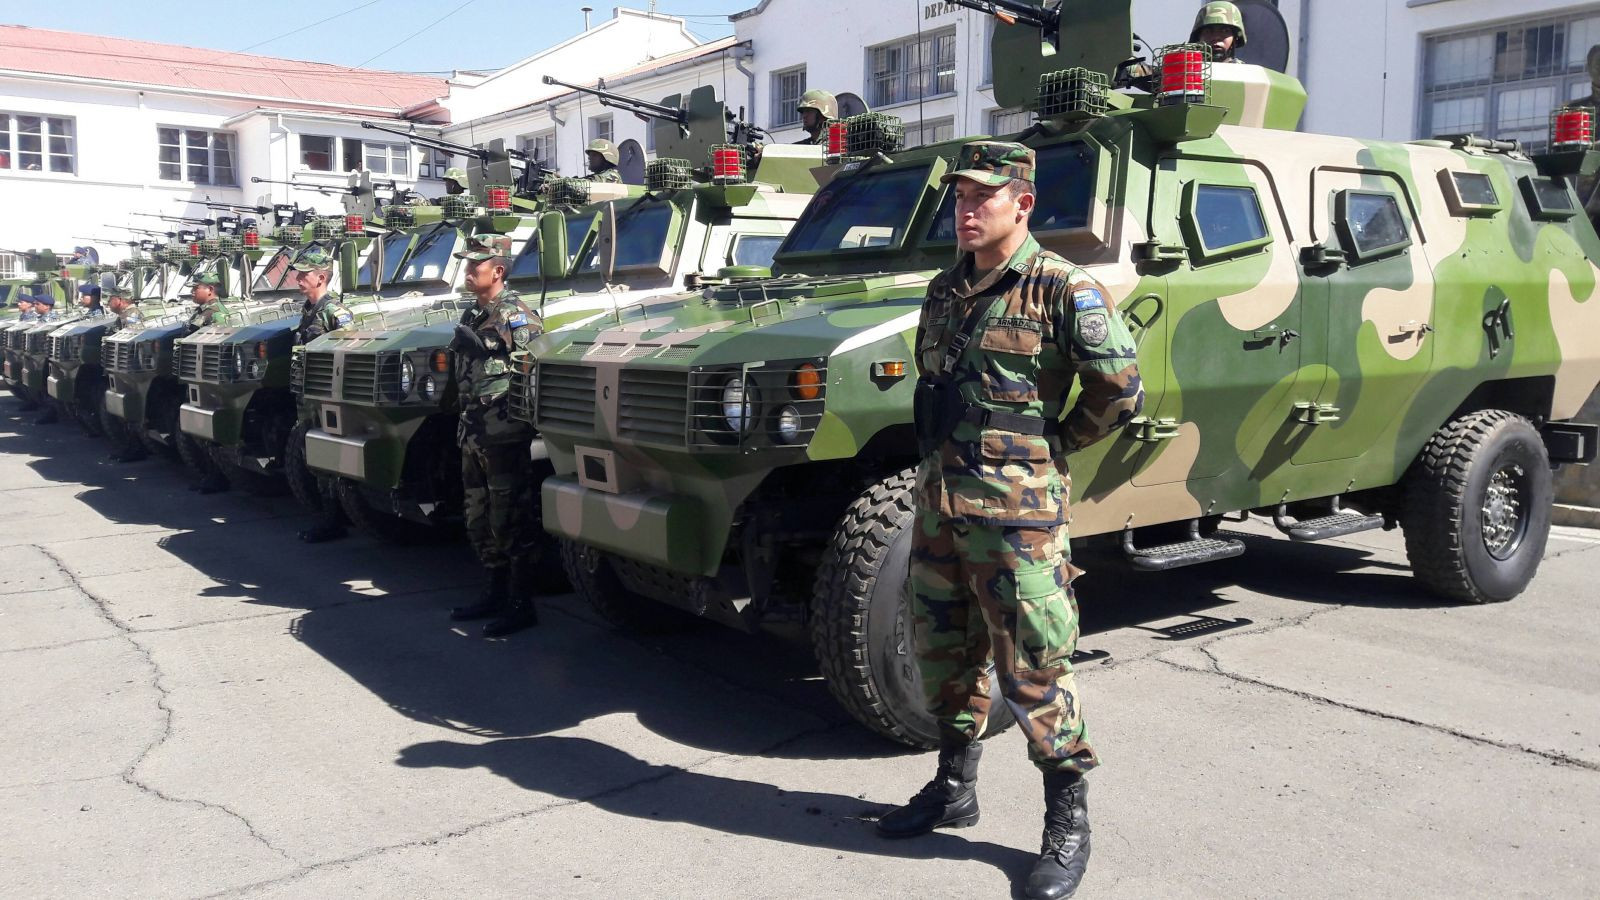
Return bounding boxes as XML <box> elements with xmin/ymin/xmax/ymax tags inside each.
<box><xmin>1481</xmin><ymin>462</ymin><xmax>1529</xmax><ymax>561</ymax></box>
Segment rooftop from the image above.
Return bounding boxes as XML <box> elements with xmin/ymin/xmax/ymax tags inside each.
<box><xmin>0</xmin><ymin>24</ymin><xmax>447</xmax><ymax>117</ymax></box>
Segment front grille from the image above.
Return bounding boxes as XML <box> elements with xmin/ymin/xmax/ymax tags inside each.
<box><xmin>25</xmin><ymin>332</ymin><xmax>48</xmax><ymax>353</ymax></box>
<box><xmin>341</xmin><ymin>354</ymin><xmax>378</xmax><ymax>402</ymax></box>
<box><xmin>289</xmin><ymin>346</ymin><xmax>304</xmax><ymax>392</ymax></box>
<box><xmin>173</xmin><ymin>343</ymin><xmax>197</xmax><ymax>380</ymax></box>
<box><xmin>534</xmin><ymin>363</ymin><xmax>596</xmax><ymax>432</ymax></box>
<box><xmin>301</xmin><ymin>351</ymin><xmax>335</xmax><ymax>398</ymax></box>
<box><xmin>689</xmin><ymin>363</ymin><xmax>828</xmax><ymax>451</ymax></box>
<box><xmin>106</xmin><ymin>340</ymin><xmax>136</xmax><ymax>373</ymax></box>
<box><xmin>508</xmin><ymin>357</ymin><xmax>533</xmax><ymax>424</ymax></box>
<box><xmin>200</xmin><ymin>344</ymin><xmax>224</xmax><ymax>381</ymax></box>
<box><xmin>618</xmin><ymin>369</ymin><xmax>689</xmax><ymax>445</ymax></box>
<box><xmin>48</xmin><ymin>335</ymin><xmax>69</xmax><ymax>360</ymax></box>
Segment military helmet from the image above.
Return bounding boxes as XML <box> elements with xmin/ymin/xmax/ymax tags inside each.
<box><xmin>1190</xmin><ymin>1</ymin><xmax>1247</xmax><ymax>49</ymax></box>
<box><xmin>442</xmin><ymin>167</ymin><xmax>469</xmax><ymax>191</ymax></box>
<box><xmin>586</xmin><ymin>139</ymin><xmax>619</xmax><ymax>166</ymax></box>
<box><xmin>796</xmin><ymin>89</ymin><xmax>838</xmax><ymax>121</ymax></box>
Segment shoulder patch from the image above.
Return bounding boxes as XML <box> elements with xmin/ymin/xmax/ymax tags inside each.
<box><xmin>506</xmin><ymin>311</ymin><xmax>529</xmax><ymax>329</ymax></box>
<box><xmin>1077</xmin><ymin>311</ymin><xmax>1109</xmax><ymax>347</ymax></box>
<box><xmin>1072</xmin><ymin>289</ymin><xmax>1106</xmax><ymax>311</ymax></box>
<box><xmin>334</xmin><ymin>310</ymin><xmax>353</xmax><ymax>327</ymax></box>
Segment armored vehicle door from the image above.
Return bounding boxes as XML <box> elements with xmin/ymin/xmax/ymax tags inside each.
<box><xmin>1132</xmin><ymin>153</ymin><xmax>1304</xmax><ymax>487</ymax></box>
<box><xmin>1290</xmin><ymin>167</ymin><xmax>1434</xmax><ymax>466</ymax></box>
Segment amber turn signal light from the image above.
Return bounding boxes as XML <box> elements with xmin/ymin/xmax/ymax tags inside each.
<box><xmin>430</xmin><ymin>349</ymin><xmax>450</xmax><ymax>373</ymax></box>
<box><xmin>792</xmin><ymin>362</ymin><xmax>822</xmax><ymax>400</ymax></box>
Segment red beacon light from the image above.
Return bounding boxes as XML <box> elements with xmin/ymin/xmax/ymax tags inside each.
<box><xmin>189</xmin><ymin>243</ymin><xmax>201</xmax><ymax>257</ymax></box>
<box><xmin>486</xmin><ymin>186</ymin><xmax>512</xmax><ymax>212</ymax></box>
<box><xmin>344</xmin><ymin>214</ymin><xmax>365</xmax><ymax>235</ymax></box>
<box><xmin>1552</xmin><ymin>106</ymin><xmax>1595</xmax><ymax>151</ymax></box>
<box><xmin>1157</xmin><ymin>45</ymin><xmax>1210</xmax><ymax>107</ymax></box>
<box><xmin>242</xmin><ymin>227</ymin><xmax>259</xmax><ymax>248</ymax></box>
<box><xmin>827</xmin><ymin>121</ymin><xmax>848</xmax><ymax>156</ymax></box>
<box><xmin>711</xmin><ymin>146</ymin><xmax>746</xmax><ymax>184</ymax></box>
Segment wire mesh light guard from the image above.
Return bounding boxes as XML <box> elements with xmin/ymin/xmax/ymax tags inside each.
<box><xmin>1551</xmin><ymin>105</ymin><xmax>1596</xmax><ymax>151</ymax></box>
<box><xmin>485</xmin><ymin>185</ymin><xmax>513</xmax><ymax>212</ymax></box>
<box><xmin>646</xmin><ymin>158</ymin><xmax>694</xmax><ymax>191</ymax></box>
<box><xmin>1156</xmin><ymin>43</ymin><xmax>1212</xmax><ymax>107</ymax></box>
<box><xmin>1038</xmin><ymin>68</ymin><xmax>1110</xmax><ymax>120</ymax></box>
<box><xmin>845</xmin><ymin>113</ymin><xmax>905</xmax><ymax>156</ymax></box>
<box><xmin>710</xmin><ymin>144</ymin><xmax>747</xmax><ymax>184</ymax></box>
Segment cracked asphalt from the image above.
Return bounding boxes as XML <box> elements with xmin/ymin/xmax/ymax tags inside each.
<box><xmin>3</xmin><ymin>398</ymin><xmax>1598</xmax><ymax>900</ymax></box>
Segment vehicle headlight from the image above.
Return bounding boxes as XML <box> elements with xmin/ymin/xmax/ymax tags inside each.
<box><xmin>248</xmin><ymin>359</ymin><xmax>264</xmax><ymax>379</ymax></box>
<box><xmin>775</xmin><ymin>404</ymin><xmax>802</xmax><ymax>444</ymax></box>
<box><xmin>137</xmin><ymin>342</ymin><xmax>156</xmax><ymax>367</ymax></box>
<box><xmin>400</xmin><ymin>357</ymin><xmax>415</xmax><ymax>395</ymax></box>
<box><xmin>721</xmin><ymin>376</ymin><xmax>753</xmax><ymax>433</ymax></box>
<box><xmin>233</xmin><ymin>345</ymin><xmax>249</xmax><ymax>377</ymax></box>
<box><xmin>420</xmin><ymin>375</ymin><xmax>437</xmax><ymax>400</ymax></box>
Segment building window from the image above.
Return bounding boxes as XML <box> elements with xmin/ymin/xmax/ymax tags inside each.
<box><xmin>364</xmin><ymin>141</ymin><xmax>410</xmax><ymax>176</ymax></box>
<box><xmin>903</xmin><ymin>116</ymin><xmax>955</xmax><ymax>149</ymax></box>
<box><xmin>157</xmin><ymin>127</ymin><xmax>236</xmax><ymax>185</ymax></box>
<box><xmin>0</xmin><ymin>251</ymin><xmax>18</xmax><ymax>279</ymax></box>
<box><xmin>1421</xmin><ymin>11</ymin><xmax>1600</xmax><ymax>153</ymax></box>
<box><xmin>300</xmin><ymin>135</ymin><xmax>334</xmax><ymax>171</ymax></box>
<box><xmin>988</xmin><ymin>107</ymin><xmax>1032</xmax><ymax>135</ymax></box>
<box><xmin>771</xmin><ymin>66</ymin><xmax>807</xmax><ymax>128</ymax></box>
<box><xmin>0</xmin><ymin>113</ymin><xmax>75</xmax><ymax>174</ymax></box>
<box><xmin>590</xmin><ymin>115</ymin><xmax>613</xmax><ymax>145</ymax></box>
<box><xmin>867</xmin><ymin>28</ymin><xmax>957</xmax><ymax>108</ymax></box>
<box><xmin>419</xmin><ymin>148</ymin><xmax>453</xmax><ymax>179</ymax></box>
<box><xmin>520</xmin><ymin>130</ymin><xmax>557</xmax><ymax>170</ymax></box>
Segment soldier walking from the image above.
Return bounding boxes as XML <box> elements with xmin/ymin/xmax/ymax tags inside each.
<box><xmin>876</xmin><ymin>142</ymin><xmax>1143</xmax><ymax>900</ymax></box>
<box><xmin>288</xmin><ymin>245</ymin><xmax>356</xmax><ymax>544</ymax></box>
<box><xmin>1191</xmin><ymin>1</ymin><xmax>1246</xmax><ymax>63</ymax></box>
<box><xmin>447</xmin><ymin>234</ymin><xmax>542</xmax><ymax>637</ymax></box>
<box><xmin>584</xmin><ymin>140</ymin><xmax>623</xmax><ymax>183</ymax></box>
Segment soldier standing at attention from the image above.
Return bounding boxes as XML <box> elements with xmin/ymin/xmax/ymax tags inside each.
<box><xmin>289</xmin><ymin>245</ymin><xmax>355</xmax><ymax>544</ymax></box>
<box><xmin>106</xmin><ymin>274</ymin><xmax>142</xmax><ymax>329</ymax></box>
<box><xmin>446</xmin><ymin>234</ymin><xmax>542</xmax><ymax>638</ymax></box>
<box><xmin>30</xmin><ymin>291</ymin><xmax>62</xmax><ymax>424</ymax></box>
<box><xmin>794</xmin><ymin>90</ymin><xmax>838</xmax><ymax>145</ymax></box>
<box><xmin>584</xmin><ymin>140</ymin><xmax>623</xmax><ymax>183</ymax></box>
<box><xmin>185</xmin><ymin>272</ymin><xmax>232</xmax><ymax>493</ymax></box>
<box><xmin>1191</xmin><ymin>1</ymin><xmax>1246</xmax><ymax>62</ymax></box>
<box><xmin>876</xmin><ymin>142</ymin><xmax>1143</xmax><ymax>900</ymax></box>
<box><xmin>78</xmin><ymin>280</ymin><xmax>104</xmax><ymax>315</ymax></box>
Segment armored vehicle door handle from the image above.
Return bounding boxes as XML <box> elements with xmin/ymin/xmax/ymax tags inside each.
<box><xmin>1249</xmin><ymin>327</ymin><xmax>1299</xmax><ymax>345</ymax></box>
<box><xmin>1129</xmin><ymin>416</ymin><xmax>1181</xmax><ymax>442</ymax></box>
<box><xmin>1292</xmin><ymin>401</ymin><xmax>1342</xmax><ymax>425</ymax></box>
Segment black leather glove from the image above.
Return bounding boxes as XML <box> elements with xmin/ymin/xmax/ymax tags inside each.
<box><xmin>451</xmin><ymin>323</ymin><xmax>488</xmax><ymax>360</ymax></box>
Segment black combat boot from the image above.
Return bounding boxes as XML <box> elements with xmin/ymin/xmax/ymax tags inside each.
<box><xmin>1025</xmin><ymin>771</ymin><xmax>1091</xmax><ymax>900</ymax></box>
<box><xmin>482</xmin><ymin>556</ymin><xmax>538</xmax><ymax>637</ymax></box>
<box><xmin>297</xmin><ymin>507</ymin><xmax>346</xmax><ymax>544</ymax></box>
<box><xmin>876</xmin><ymin>737</ymin><xmax>982</xmax><ymax>838</ymax></box>
<box><xmin>450</xmin><ymin>567</ymin><xmax>509</xmax><ymax>621</ymax></box>
<box><xmin>195</xmin><ymin>472</ymin><xmax>228</xmax><ymax>494</ymax></box>
<box><xmin>33</xmin><ymin>402</ymin><xmax>58</xmax><ymax>425</ymax></box>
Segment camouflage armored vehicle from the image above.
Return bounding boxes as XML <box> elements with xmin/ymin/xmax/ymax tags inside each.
<box><xmin>526</xmin><ymin>0</ymin><xmax>1600</xmax><ymax>747</ymax></box>
<box><xmin>45</xmin><ymin>257</ymin><xmax>161</xmax><ymax>435</ymax></box>
<box><xmin>1</xmin><ymin>250</ymin><xmax>89</xmax><ymax>403</ymax></box>
<box><xmin>299</xmin><ymin>86</ymin><xmax>819</xmax><ymax>539</ymax></box>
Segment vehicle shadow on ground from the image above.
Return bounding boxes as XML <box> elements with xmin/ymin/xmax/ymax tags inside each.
<box><xmin>397</xmin><ymin>734</ymin><xmax>1041</xmax><ymax>888</ymax></box>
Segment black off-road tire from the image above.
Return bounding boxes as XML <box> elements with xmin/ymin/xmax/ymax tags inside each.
<box><xmin>809</xmin><ymin>468</ymin><xmax>1017</xmax><ymax>749</ymax></box>
<box><xmin>1402</xmin><ymin>410</ymin><xmax>1552</xmax><ymax>604</ymax></box>
<box><xmin>99</xmin><ymin>397</ymin><xmax>143</xmax><ymax>459</ymax></box>
<box><xmin>73</xmin><ymin>374</ymin><xmax>106</xmax><ymax>438</ymax></box>
<box><xmin>559</xmin><ymin>538</ymin><xmax>685</xmax><ymax>632</ymax></box>
<box><xmin>335</xmin><ymin>477</ymin><xmax>427</xmax><ymax>544</ymax></box>
<box><xmin>208</xmin><ymin>445</ymin><xmax>285</xmax><ymax>497</ymax></box>
<box><xmin>175</xmin><ymin>430</ymin><xmax>220</xmax><ymax>482</ymax></box>
<box><xmin>141</xmin><ymin>387</ymin><xmax>181</xmax><ymax>458</ymax></box>
<box><xmin>283</xmin><ymin>420</ymin><xmax>327</xmax><ymax>513</ymax></box>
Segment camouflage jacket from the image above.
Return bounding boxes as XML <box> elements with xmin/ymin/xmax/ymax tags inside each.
<box><xmin>117</xmin><ymin>306</ymin><xmax>143</xmax><ymax>329</ymax></box>
<box><xmin>913</xmin><ymin>235</ymin><xmax>1144</xmax><ymax>527</ymax></box>
<box><xmin>186</xmin><ymin>300</ymin><xmax>228</xmax><ymax>333</ymax></box>
<box><xmin>294</xmin><ymin>291</ymin><xmax>354</xmax><ymax>346</ymax></box>
<box><xmin>455</xmin><ymin>287</ymin><xmax>542</xmax><ymax>442</ymax></box>
<box><xmin>794</xmin><ymin>132</ymin><xmax>826</xmax><ymax>146</ymax></box>
<box><xmin>587</xmin><ymin>168</ymin><xmax>622</xmax><ymax>184</ymax></box>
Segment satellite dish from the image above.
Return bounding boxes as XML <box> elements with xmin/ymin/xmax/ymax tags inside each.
<box><xmin>1233</xmin><ymin>0</ymin><xmax>1291</xmax><ymax>73</ymax></box>
<box><xmin>617</xmin><ymin>138</ymin><xmax>646</xmax><ymax>185</ymax></box>
<box><xmin>76</xmin><ymin>246</ymin><xmax>100</xmax><ymax>265</ymax></box>
<box><xmin>837</xmin><ymin>92</ymin><xmax>869</xmax><ymax>118</ymax></box>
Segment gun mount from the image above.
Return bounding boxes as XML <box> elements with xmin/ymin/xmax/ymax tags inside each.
<box><xmin>540</xmin><ymin>77</ymin><xmax>750</xmax><ymax>171</ymax></box>
<box><xmin>360</xmin><ymin>121</ymin><xmax>545</xmax><ymax>197</ymax></box>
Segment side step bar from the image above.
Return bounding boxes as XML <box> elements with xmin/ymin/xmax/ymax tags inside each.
<box><xmin>1122</xmin><ymin>521</ymin><xmax>1246</xmax><ymax>571</ymax></box>
<box><xmin>1273</xmin><ymin>499</ymin><xmax>1384</xmax><ymax>543</ymax></box>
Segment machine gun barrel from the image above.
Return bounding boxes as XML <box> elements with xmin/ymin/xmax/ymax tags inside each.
<box><xmin>134</xmin><ymin>212</ymin><xmax>214</xmax><ymax>226</ymax></box>
<box><xmin>250</xmin><ymin>176</ymin><xmax>347</xmax><ymax>196</ymax></box>
<box><xmin>359</xmin><ymin>121</ymin><xmax>532</xmax><ymax>163</ymax></box>
<box><xmin>188</xmin><ymin>200</ymin><xmax>273</xmax><ymax>215</ymax></box>
<box><xmin>540</xmin><ymin>75</ymin><xmax>687</xmax><ymax>125</ymax></box>
<box><xmin>105</xmin><ymin>224</ymin><xmax>172</xmax><ymax>237</ymax></box>
<box><xmin>948</xmin><ymin>0</ymin><xmax>1058</xmax><ymax>29</ymax></box>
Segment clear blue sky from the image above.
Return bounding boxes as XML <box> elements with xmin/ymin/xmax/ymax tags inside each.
<box><xmin>2</xmin><ymin>0</ymin><xmax>750</xmax><ymax>74</ymax></box>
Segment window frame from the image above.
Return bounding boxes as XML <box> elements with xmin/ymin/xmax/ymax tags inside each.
<box><xmin>1181</xmin><ymin>182</ymin><xmax>1274</xmax><ymax>264</ymax></box>
<box><xmin>1518</xmin><ymin>174</ymin><xmax>1579</xmax><ymax>220</ymax></box>
<box><xmin>0</xmin><ymin>112</ymin><xmax>77</xmax><ymax>175</ymax></box>
<box><xmin>865</xmin><ymin>27</ymin><xmax>958</xmax><ymax>110</ymax></box>
<box><xmin>300</xmin><ymin>134</ymin><xmax>336</xmax><ymax>173</ymax></box>
<box><xmin>770</xmin><ymin>65</ymin><xmax>808</xmax><ymax>129</ymax></box>
<box><xmin>589</xmin><ymin>114</ymin><xmax>614</xmax><ymax>145</ymax></box>
<box><xmin>778</xmin><ymin>157</ymin><xmax>945</xmax><ymax>262</ymax></box>
<box><xmin>520</xmin><ymin>130</ymin><xmax>558</xmax><ymax>173</ymax></box>
<box><xmin>363</xmin><ymin>140</ymin><xmax>410</xmax><ymax>177</ymax></box>
<box><xmin>157</xmin><ymin>125</ymin><xmax>238</xmax><ymax>186</ymax></box>
<box><xmin>1436</xmin><ymin>168</ymin><xmax>1503</xmax><ymax>217</ymax></box>
<box><xmin>1333</xmin><ymin>189</ymin><xmax>1414</xmax><ymax>263</ymax></box>
<box><xmin>418</xmin><ymin>147</ymin><xmax>453</xmax><ymax>180</ymax></box>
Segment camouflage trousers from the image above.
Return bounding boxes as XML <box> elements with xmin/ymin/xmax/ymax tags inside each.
<box><xmin>460</xmin><ymin>434</ymin><xmax>536</xmax><ymax>570</ymax></box>
<box><xmin>909</xmin><ymin>508</ymin><xmax>1098</xmax><ymax>774</ymax></box>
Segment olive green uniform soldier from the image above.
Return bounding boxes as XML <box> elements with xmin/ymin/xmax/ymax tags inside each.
<box><xmin>185</xmin><ymin>272</ymin><xmax>233</xmax><ymax>492</ymax></box>
<box><xmin>794</xmin><ymin>89</ymin><xmax>838</xmax><ymax>145</ymax></box>
<box><xmin>877</xmin><ymin>142</ymin><xmax>1144</xmax><ymax>900</ymax></box>
<box><xmin>584</xmin><ymin>139</ymin><xmax>623</xmax><ymax>183</ymax></box>
<box><xmin>290</xmin><ymin>246</ymin><xmax>357</xmax><ymax>544</ymax></box>
<box><xmin>446</xmin><ymin>234</ymin><xmax>543</xmax><ymax>637</ymax></box>
<box><xmin>1191</xmin><ymin>1</ymin><xmax>1246</xmax><ymax>63</ymax></box>
<box><xmin>439</xmin><ymin>166</ymin><xmax>470</xmax><ymax>200</ymax></box>
<box><xmin>104</xmin><ymin>273</ymin><xmax>147</xmax><ymax>462</ymax></box>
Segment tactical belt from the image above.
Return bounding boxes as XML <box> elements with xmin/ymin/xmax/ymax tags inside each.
<box><xmin>959</xmin><ymin>405</ymin><xmax>1051</xmax><ymax>436</ymax></box>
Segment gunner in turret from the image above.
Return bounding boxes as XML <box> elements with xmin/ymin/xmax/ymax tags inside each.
<box><xmin>1191</xmin><ymin>1</ymin><xmax>1246</xmax><ymax>63</ymax></box>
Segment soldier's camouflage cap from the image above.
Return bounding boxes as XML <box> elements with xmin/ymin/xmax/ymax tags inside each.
<box><xmin>291</xmin><ymin>245</ymin><xmax>335</xmax><ymax>272</ymax></box>
<box><xmin>194</xmin><ymin>272</ymin><xmax>223</xmax><ymax>287</ymax></box>
<box><xmin>940</xmin><ymin>140</ymin><xmax>1035</xmax><ymax>186</ymax></box>
<box><xmin>453</xmin><ymin>234</ymin><xmax>511</xmax><ymax>262</ymax></box>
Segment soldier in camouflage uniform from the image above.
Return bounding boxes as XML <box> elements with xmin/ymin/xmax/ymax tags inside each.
<box><xmin>290</xmin><ymin>245</ymin><xmax>357</xmax><ymax>544</ymax></box>
<box><xmin>1190</xmin><ymin>0</ymin><xmax>1246</xmax><ymax>63</ymax></box>
<box><xmin>794</xmin><ymin>89</ymin><xmax>838</xmax><ymax>145</ymax></box>
<box><xmin>186</xmin><ymin>272</ymin><xmax>228</xmax><ymax>333</ymax></box>
<box><xmin>584</xmin><ymin>139</ymin><xmax>623</xmax><ymax>183</ymax></box>
<box><xmin>876</xmin><ymin>142</ymin><xmax>1143</xmax><ymax>900</ymax></box>
<box><xmin>441</xmin><ymin>166</ymin><xmax>470</xmax><ymax>199</ymax></box>
<box><xmin>107</xmin><ymin>278</ymin><xmax>142</xmax><ymax>329</ymax></box>
<box><xmin>446</xmin><ymin>234</ymin><xmax>543</xmax><ymax>637</ymax></box>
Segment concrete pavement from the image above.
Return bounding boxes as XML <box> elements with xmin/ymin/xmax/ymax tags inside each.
<box><xmin>2</xmin><ymin>398</ymin><xmax>1597</xmax><ymax>899</ymax></box>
